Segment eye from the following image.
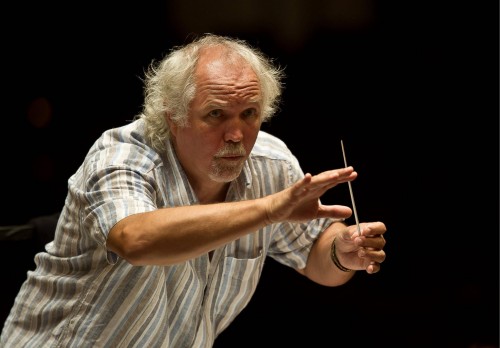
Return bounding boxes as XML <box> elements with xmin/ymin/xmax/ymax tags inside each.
<box><xmin>242</xmin><ymin>108</ymin><xmax>258</xmax><ymax>118</ymax></box>
<box><xmin>208</xmin><ymin>109</ymin><xmax>223</xmax><ymax>118</ymax></box>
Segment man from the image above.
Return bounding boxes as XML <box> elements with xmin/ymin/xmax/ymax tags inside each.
<box><xmin>1</xmin><ymin>34</ymin><xmax>387</xmax><ymax>347</ymax></box>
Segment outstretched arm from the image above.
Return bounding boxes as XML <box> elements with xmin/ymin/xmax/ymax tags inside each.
<box><xmin>107</xmin><ymin>167</ymin><xmax>357</xmax><ymax>266</ymax></box>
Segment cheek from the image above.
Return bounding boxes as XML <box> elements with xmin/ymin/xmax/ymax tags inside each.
<box><xmin>243</xmin><ymin>129</ymin><xmax>259</xmax><ymax>151</ymax></box>
<box><xmin>181</xmin><ymin>130</ymin><xmax>219</xmax><ymax>157</ymax></box>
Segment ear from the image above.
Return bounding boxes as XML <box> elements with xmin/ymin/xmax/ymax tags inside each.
<box><xmin>166</xmin><ymin>113</ymin><xmax>178</xmax><ymax>138</ymax></box>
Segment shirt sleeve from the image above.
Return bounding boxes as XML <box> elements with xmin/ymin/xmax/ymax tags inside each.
<box><xmin>267</xmin><ymin>218</ymin><xmax>334</xmax><ymax>270</ymax></box>
<box><xmin>81</xmin><ymin>164</ymin><xmax>159</xmax><ymax>264</ymax></box>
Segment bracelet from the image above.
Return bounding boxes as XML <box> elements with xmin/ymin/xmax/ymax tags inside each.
<box><xmin>330</xmin><ymin>237</ymin><xmax>353</xmax><ymax>272</ymax></box>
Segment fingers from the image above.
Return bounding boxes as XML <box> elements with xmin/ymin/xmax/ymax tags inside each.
<box><xmin>312</xmin><ymin>167</ymin><xmax>357</xmax><ymax>188</ymax></box>
<box><xmin>328</xmin><ymin>220</ymin><xmax>387</xmax><ymax>274</ymax></box>
<box><xmin>356</xmin><ymin>243</ymin><xmax>385</xmax><ymax>274</ymax></box>
<box><xmin>293</xmin><ymin>167</ymin><xmax>357</xmax><ymax>198</ymax></box>
<box><xmin>366</xmin><ymin>262</ymin><xmax>380</xmax><ymax>274</ymax></box>
<box><xmin>317</xmin><ymin>204</ymin><xmax>353</xmax><ymax>220</ymax></box>
<box><xmin>356</xmin><ymin>223</ymin><xmax>386</xmax><ymax>273</ymax></box>
<box><xmin>358</xmin><ymin>246</ymin><xmax>386</xmax><ymax>263</ymax></box>
<box><xmin>356</xmin><ymin>221</ymin><xmax>386</xmax><ymax>239</ymax></box>
<box><xmin>291</xmin><ymin>173</ymin><xmax>312</xmax><ymax>197</ymax></box>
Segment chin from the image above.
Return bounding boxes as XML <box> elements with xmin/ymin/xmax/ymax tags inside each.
<box><xmin>209</xmin><ymin>172</ymin><xmax>240</xmax><ymax>183</ymax></box>
<box><xmin>209</xmin><ymin>166</ymin><xmax>244</xmax><ymax>183</ymax></box>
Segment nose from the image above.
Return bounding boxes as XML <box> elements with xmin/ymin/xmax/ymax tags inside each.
<box><xmin>223</xmin><ymin>118</ymin><xmax>244</xmax><ymax>143</ymax></box>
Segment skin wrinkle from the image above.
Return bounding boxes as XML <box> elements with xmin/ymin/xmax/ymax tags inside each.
<box><xmin>196</xmin><ymin>50</ymin><xmax>261</xmax><ymax>110</ymax></box>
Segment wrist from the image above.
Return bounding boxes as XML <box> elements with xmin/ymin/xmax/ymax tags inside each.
<box><xmin>330</xmin><ymin>237</ymin><xmax>353</xmax><ymax>272</ymax></box>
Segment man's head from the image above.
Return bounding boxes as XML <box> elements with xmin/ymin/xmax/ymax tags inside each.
<box><xmin>167</xmin><ymin>43</ymin><xmax>263</xmax><ymax>184</ymax></box>
<box><xmin>140</xmin><ymin>34</ymin><xmax>284</xmax><ymax>155</ymax></box>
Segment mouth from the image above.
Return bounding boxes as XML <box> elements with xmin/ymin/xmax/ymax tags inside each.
<box><xmin>218</xmin><ymin>155</ymin><xmax>244</xmax><ymax>161</ymax></box>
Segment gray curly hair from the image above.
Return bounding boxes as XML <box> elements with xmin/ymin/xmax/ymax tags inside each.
<box><xmin>137</xmin><ymin>34</ymin><xmax>285</xmax><ymax>154</ymax></box>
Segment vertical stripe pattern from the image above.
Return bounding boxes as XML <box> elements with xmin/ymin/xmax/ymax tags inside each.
<box><xmin>1</xmin><ymin>119</ymin><xmax>332</xmax><ymax>347</ymax></box>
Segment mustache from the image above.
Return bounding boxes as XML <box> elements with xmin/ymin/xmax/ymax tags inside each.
<box><xmin>215</xmin><ymin>144</ymin><xmax>247</xmax><ymax>157</ymax></box>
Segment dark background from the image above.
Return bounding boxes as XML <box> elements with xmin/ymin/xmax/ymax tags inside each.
<box><xmin>1</xmin><ymin>1</ymin><xmax>498</xmax><ymax>347</ymax></box>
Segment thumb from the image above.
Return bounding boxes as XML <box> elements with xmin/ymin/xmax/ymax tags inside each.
<box><xmin>317</xmin><ymin>204</ymin><xmax>352</xmax><ymax>220</ymax></box>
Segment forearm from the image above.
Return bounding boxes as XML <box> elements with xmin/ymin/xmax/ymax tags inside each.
<box><xmin>107</xmin><ymin>198</ymin><xmax>271</xmax><ymax>265</ymax></box>
<box><xmin>299</xmin><ymin>221</ymin><xmax>356</xmax><ymax>286</ymax></box>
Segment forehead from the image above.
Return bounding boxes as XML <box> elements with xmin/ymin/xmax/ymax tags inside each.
<box><xmin>194</xmin><ymin>46</ymin><xmax>261</xmax><ymax>103</ymax></box>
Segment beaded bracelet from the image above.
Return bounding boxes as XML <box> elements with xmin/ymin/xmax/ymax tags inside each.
<box><xmin>330</xmin><ymin>237</ymin><xmax>353</xmax><ymax>272</ymax></box>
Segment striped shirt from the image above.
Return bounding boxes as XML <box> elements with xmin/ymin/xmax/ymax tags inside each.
<box><xmin>1</xmin><ymin>119</ymin><xmax>332</xmax><ymax>348</ymax></box>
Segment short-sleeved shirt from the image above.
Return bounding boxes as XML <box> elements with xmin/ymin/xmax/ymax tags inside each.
<box><xmin>1</xmin><ymin>119</ymin><xmax>332</xmax><ymax>347</ymax></box>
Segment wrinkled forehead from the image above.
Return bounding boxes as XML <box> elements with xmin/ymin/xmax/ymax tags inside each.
<box><xmin>192</xmin><ymin>46</ymin><xmax>262</xmax><ymax>107</ymax></box>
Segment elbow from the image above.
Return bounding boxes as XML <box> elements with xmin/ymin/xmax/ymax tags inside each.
<box><xmin>108</xmin><ymin>224</ymin><xmax>152</xmax><ymax>266</ymax></box>
<box><xmin>120</xmin><ymin>245</ymin><xmax>150</xmax><ymax>266</ymax></box>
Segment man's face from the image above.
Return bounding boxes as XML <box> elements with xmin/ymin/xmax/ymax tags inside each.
<box><xmin>169</xmin><ymin>47</ymin><xmax>262</xmax><ymax>187</ymax></box>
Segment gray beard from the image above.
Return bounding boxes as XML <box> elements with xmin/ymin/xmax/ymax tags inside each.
<box><xmin>208</xmin><ymin>159</ymin><xmax>245</xmax><ymax>183</ymax></box>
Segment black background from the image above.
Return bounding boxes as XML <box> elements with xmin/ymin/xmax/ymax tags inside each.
<box><xmin>0</xmin><ymin>1</ymin><xmax>498</xmax><ymax>347</ymax></box>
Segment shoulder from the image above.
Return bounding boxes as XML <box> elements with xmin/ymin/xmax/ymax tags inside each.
<box><xmin>83</xmin><ymin>119</ymin><xmax>162</xmax><ymax>173</ymax></box>
<box><xmin>247</xmin><ymin>131</ymin><xmax>303</xmax><ymax>185</ymax></box>
<box><xmin>252</xmin><ymin>131</ymin><xmax>296</xmax><ymax>162</ymax></box>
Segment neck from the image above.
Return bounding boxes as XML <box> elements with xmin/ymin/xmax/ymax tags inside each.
<box><xmin>194</xmin><ymin>181</ymin><xmax>230</xmax><ymax>204</ymax></box>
